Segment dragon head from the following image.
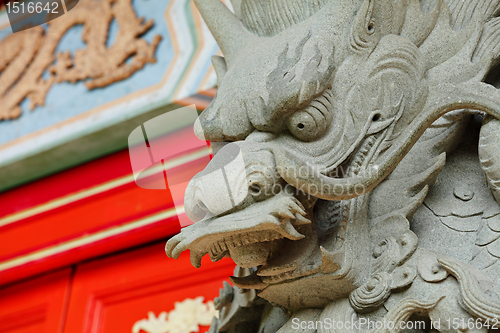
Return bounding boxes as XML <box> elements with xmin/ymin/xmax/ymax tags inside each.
<box><xmin>166</xmin><ymin>0</ymin><xmax>500</xmax><ymax>310</ymax></box>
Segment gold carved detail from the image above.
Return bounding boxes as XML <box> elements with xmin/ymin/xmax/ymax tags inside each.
<box><xmin>0</xmin><ymin>0</ymin><xmax>162</xmax><ymax>120</ymax></box>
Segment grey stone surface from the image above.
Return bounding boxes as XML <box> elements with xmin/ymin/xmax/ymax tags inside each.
<box><xmin>166</xmin><ymin>0</ymin><xmax>500</xmax><ymax>331</ymax></box>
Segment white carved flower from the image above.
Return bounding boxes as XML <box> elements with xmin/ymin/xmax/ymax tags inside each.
<box><xmin>132</xmin><ymin>312</ymin><xmax>169</xmax><ymax>333</ymax></box>
<box><xmin>165</xmin><ymin>297</ymin><xmax>218</xmax><ymax>333</ymax></box>
<box><xmin>132</xmin><ymin>297</ymin><xmax>218</xmax><ymax>333</ymax></box>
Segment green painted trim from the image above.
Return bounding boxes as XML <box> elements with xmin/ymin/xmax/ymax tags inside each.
<box><xmin>0</xmin><ymin>102</ymin><xmax>196</xmax><ymax>192</ymax></box>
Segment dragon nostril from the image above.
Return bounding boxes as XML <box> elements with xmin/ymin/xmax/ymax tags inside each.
<box><xmin>249</xmin><ymin>184</ymin><xmax>262</xmax><ymax>195</ymax></box>
<box><xmin>372</xmin><ymin>113</ymin><xmax>381</xmax><ymax>121</ymax></box>
<box><xmin>197</xmin><ymin>200</ymin><xmax>208</xmax><ymax>212</ymax></box>
<box><xmin>297</xmin><ymin>123</ymin><xmax>305</xmax><ymax>130</ymax></box>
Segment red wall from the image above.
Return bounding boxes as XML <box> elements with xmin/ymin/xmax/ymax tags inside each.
<box><xmin>0</xmin><ymin>105</ymin><xmax>235</xmax><ymax>332</ymax></box>
<box><xmin>0</xmin><ymin>242</ymin><xmax>235</xmax><ymax>333</ymax></box>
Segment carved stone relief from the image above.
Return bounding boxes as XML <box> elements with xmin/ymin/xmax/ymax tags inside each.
<box><xmin>164</xmin><ymin>0</ymin><xmax>500</xmax><ymax>332</ymax></box>
<box><xmin>0</xmin><ymin>0</ymin><xmax>161</xmax><ymax>121</ymax></box>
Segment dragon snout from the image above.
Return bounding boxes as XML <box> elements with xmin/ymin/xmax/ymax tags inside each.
<box><xmin>183</xmin><ymin>180</ymin><xmax>210</xmax><ymax>223</ymax></box>
<box><xmin>184</xmin><ymin>143</ymin><xmax>283</xmax><ymax>223</ymax></box>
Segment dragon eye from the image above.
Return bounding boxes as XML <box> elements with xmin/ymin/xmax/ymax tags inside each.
<box><xmin>287</xmin><ymin>111</ymin><xmax>321</xmax><ymax>141</ymax></box>
<box><xmin>286</xmin><ymin>90</ymin><xmax>334</xmax><ymax>141</ymax></box>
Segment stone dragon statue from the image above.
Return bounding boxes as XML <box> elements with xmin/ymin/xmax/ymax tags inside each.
<box><xmin>166</xmin><ymin>0</ymin><xmax>500</xmax><ymax>331</ymax></box>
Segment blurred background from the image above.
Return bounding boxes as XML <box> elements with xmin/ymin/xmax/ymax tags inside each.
<box><xmin>0</xmin><ymin>0</ymin><xmax>235</xmax><ymax>331</ymax></box>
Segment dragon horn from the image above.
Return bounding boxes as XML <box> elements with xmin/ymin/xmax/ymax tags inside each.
<box><xmin>193</xmin><ymin>0</ymin><xmax>250</xmax><ymax>62</ymax></box>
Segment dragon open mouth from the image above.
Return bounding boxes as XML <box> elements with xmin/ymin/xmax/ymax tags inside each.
<box><xmin>207</xmin><ymin>229</ymin><xmax>285</xmax><ymax>263</ymax></box>
<box><xmin>166</xmin><ymin>192</ymin><xmax>311</xmax><ymax>264</ymax></box>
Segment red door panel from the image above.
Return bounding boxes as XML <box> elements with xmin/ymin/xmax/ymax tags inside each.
<box><xmin>0</xmin><ymin>126</ymin><xmax>210</xmax><ymax>287</ymax></box>
<box><xmin>63</xmin><ymin>241</ymin><xmax>235</xmax><ymax>333</ymax></box>
<box><xmin>0</xmin><ymin>269</ymin><xmax>71</xmax><ymax>333</ymax></box>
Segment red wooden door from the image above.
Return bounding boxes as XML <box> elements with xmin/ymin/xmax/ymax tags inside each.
<box><xmin>0</xmin><ymin>269</ymin><xmax>71</xmax><ymax>333</ymax></box>
<box><xmin>63</xmin><ymin>241</ymin><xmax>235</xmax><ymax>333</ymax></box>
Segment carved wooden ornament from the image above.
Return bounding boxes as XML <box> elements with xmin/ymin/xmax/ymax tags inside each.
<box><xmin>0</xmin><ymin>0</ymin><xmax>161</xmax><ymax>121</ymax></box>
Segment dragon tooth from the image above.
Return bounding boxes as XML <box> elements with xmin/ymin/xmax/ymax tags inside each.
<box><xmin>290</xmin><ymin>201</ymin><xmax>306</xmax><ymax>216</ymax></box>
<box><xmin>190</xmin><ymin>250</ymin><xmax>205</xmax><ymax>268</ymax></box>
<box><xmin>276</xmin><ymin>208</ymin><xmax>296</xmax><ymax>220</ymax></box>
<box><xmin>227</xmin><ymin>236</ymin><xmax>236</xmax><ymax>248</ymax></box>
<box><xmin>294</xmin><ymin>198</ymin><xmax>306</xmax><ymax>211</ymax></box>
<box><xmin>234</xmin><ymin>235</ymin><xmax>243</xmax><ymax>247</ymax></box>
<box><xmin>209</xmin><ymin>249</ymin><xmax>226</xmax><ymax>263</ymax></box>
<box><xmin>293</xmin><ymin>213</ymin><xmax>312</xmax><ymax>225</ymax></box>
<box><xmin>219</xmin><ymin>239</ymin><xmax>228</xmax><ymax>251</ymax></box>
<box><xmin>247</xmin><ymin>233</ymin><xmax>256</xmax><ymax>243</ymax></box>
<box><xmin>320</xmin><ymin>246</ymin><xmax>345</xmax><ymax>273</ymax></box>
<box><xmin>247</xmin><ymin>233</ymin><xmax>255</xmax><ymax>244</ymax></box>
<box><xmin>208</xmin><ymin>245</ymin><xmax>216</xmax><ymax>257</ymax></box>
<box><xmin>276</xmin><ymin>220</ymin><xmax>305</xmax><ymax>240</ymax></box>
<box><xmin>242</xmin><ymin>234</ymin><xmax>251</xmax><ymax>245</ymax></box>
<box><xmin>250</xmin><ymin>233</ymin><xmax>260</xmax><ymax>243</ymax></box>
<box><xmin>215</xmin><ymin>243</ymin><xmax>221</xmax><ymax>253</ymax></box>
<box><xmin>230</xmin><ymin>273</ymin><xmax>266</xmax><ymax>290</ymax></box>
